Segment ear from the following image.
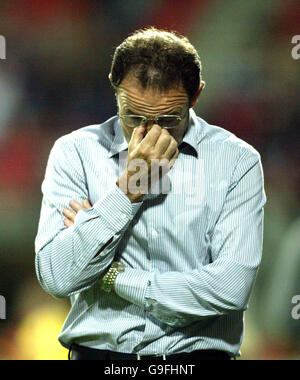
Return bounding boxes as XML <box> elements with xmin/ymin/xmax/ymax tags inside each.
<box><xmin>190</xmin><ymin>81</ymin><xmax>205</xmax><ymax>108</ymax></box>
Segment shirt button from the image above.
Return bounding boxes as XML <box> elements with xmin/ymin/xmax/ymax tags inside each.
<box><xmin>121</xmin><ymin>213</ymin><xmax>128</xmax><ymax>220</ymax></box>
<box><xmin>152</xmin><ymin>230</ymin><xmax>158</xmax><ymax>237</ymax></box>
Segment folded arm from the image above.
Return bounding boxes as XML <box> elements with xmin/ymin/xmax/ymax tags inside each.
<box><xmin>35</xmin><ymin>138</ymin><xmax>142</xmax><ymax>298</ymax></box>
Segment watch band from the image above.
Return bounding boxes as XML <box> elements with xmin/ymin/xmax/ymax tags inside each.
<box><xmin>101</xmin><ymin>261</ymin><xmax>125</xmax><ymax>293</ymax></box>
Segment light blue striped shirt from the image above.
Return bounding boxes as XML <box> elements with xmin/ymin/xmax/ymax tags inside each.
<box><xmin>35</xmin><ymin>110</ymin><xmax>266</xmax><ymax>357</ymax></box>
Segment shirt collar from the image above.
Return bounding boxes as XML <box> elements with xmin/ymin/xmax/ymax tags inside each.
<box><xmin>108</xmin><ymin>109</ymin><xmax>204</xmax><ymax>159</ymax></box>
<box><xmin>108</xmin><ymin>119</ymin><xmax>128</xmax><ymax>158</ymax></box>
<box><xmin>178</xmin><ymin>109</ymin><xmax>203</xmax><ymax>156</ymax></box>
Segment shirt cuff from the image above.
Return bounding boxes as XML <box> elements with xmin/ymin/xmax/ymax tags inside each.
<box><xmin>114</xmin><ymin>268</ymin><xmax>153</xmax><ymax>309</ymax></box>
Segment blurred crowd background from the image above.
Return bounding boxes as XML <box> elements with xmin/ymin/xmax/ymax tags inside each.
<box><xmin>0</xmin><ymin>0</ymin><xmax>299</xmax><ymax>360</ymax></box>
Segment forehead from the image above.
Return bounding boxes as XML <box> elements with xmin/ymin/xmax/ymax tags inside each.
<box><xmin>117</xmin><ymin>75</ymin><xmax>188</xmax><ymax>115</ymax></box>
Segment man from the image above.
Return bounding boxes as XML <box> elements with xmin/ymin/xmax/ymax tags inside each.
<box><xmin>35</xmin><ymin>27</ymin><xmax>266</xmax><ymax>360</ymax></box>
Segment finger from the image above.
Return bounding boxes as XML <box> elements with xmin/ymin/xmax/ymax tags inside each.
<box><xmin>130</xmin><ymin>125</ymin><xmax>146</xmax><ymax>149</ymax></box>
<box><xmin>62</xmin><ymin>207</ymin><xmax>76</xmax><ymax>223</ymax></box>
<box><xmin>168</xmin><ymin>148</ymin><xmax>179</xmax><ymax>170</ymax></box>
<box><xmin>140</xmin><ymin>124</ymin><xmax>162</xmax><ymax>148</ymax></box>
<box><xmin>153</xmin><ymin>129</ymin><xmax>172</xmax><ymax>156</ymax></box>
<box><xmin>162</xmin><ymin>137</ymin><xmax>178</xmax><ymax>160</ymax></box>
<box><xmin>83</xmin><ymin>199</ymin><xmax>92</xmax><ymax>209</ymax></box>
<box><xmin>64</xmin><ymin>218</ymin><xmax>74</xmax><ymax>228</ymax></box>
<box><xmin>69</xmin><ymin>200</ymin><xmax>84</xmax><ymax>212</ymax></box>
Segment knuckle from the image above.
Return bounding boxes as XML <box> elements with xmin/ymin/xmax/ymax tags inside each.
<box><xmin>166</xmin><ymin>142</ymin><xmax>177</xmax><ymax>155</ymax></box>
<box><xmin>161</xmin><ymin>131</ymin><xmax>170</xmax><ymax>139</ymax></box>
<box><xmin>170</xmin><ymin>136</ymin><xmax>177</xmax><ymax>145</ymax></box>
<box><xmin>151</xmin><ymin>126</ymin><xmax>162</xmax><ymax>136</ymax></box>
<box><xmin>161</xmin><ymin>134</ymin><xmax>171</xmax><ymax>144</ymax></box>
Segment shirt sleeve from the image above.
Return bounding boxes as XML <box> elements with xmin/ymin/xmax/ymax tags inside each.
<box><xmin>35</xmin><ymin>137</ymin><xmax>142</xmax><ymax>299</ymax></box>
<box><xmin>115</xmin><ymin>149</ymin><xmax>267</xmax><ymax>327</ymax></box>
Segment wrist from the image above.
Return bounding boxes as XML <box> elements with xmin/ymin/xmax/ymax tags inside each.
<box><xmin>101</xmin><ymin>261</ymin><xmax>125</xmax><ymax>293</ymax></box>
<box><xmin>116</xmin><ymin>172</ymin><xmax>144</xmax><ymax>203</ymax></box>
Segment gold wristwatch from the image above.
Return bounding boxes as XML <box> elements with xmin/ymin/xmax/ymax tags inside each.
<box><xmin>101</xmin><ymin>261</ymin><xmax>125</xmax><ymax>293</ymax></box>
